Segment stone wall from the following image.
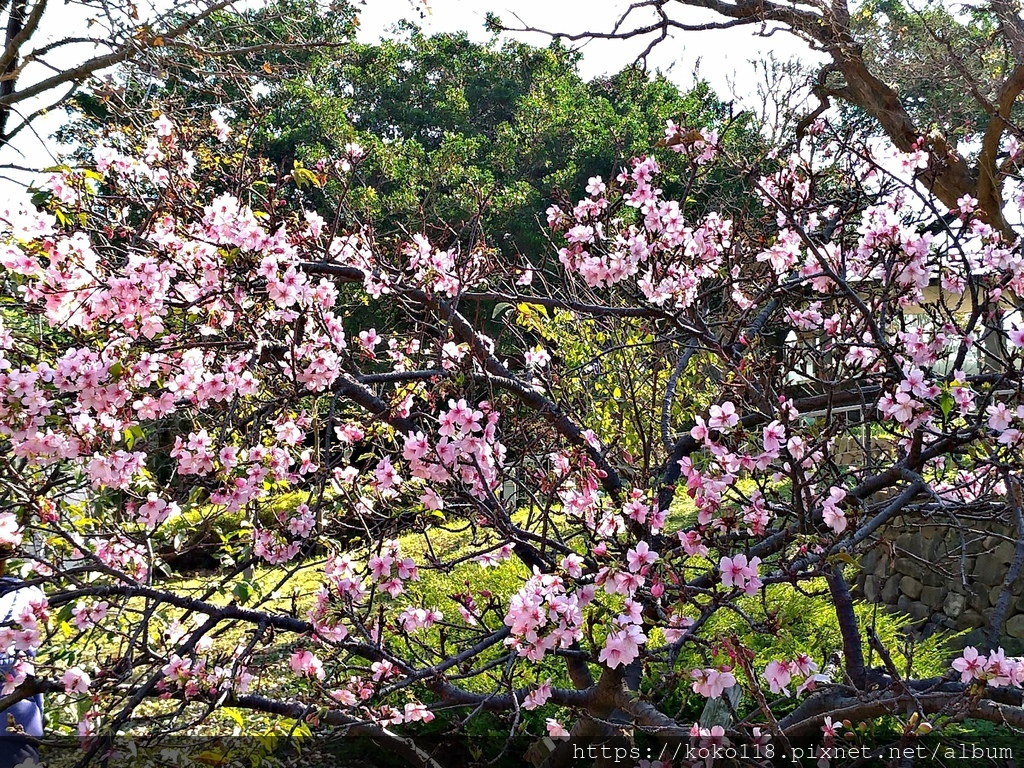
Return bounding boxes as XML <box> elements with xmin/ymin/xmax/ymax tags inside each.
<box><xmin>853</xmin><ymin>519</ymin><xmax>1024</xmax><ymax>652</ymax></box>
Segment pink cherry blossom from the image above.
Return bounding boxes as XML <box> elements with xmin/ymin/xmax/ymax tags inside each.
<box><xmin>560</xmin><ymin>554</ymin><xmax>584</xmax><ymax>578</ymax></box>
<box><xmin>719</xmin><ymin>554</ymin><xmax>762</xmax><ymax>594</ymax></box>
<box><xmin>952</xmin><ymin>646</ymin><xmax>985</xmax><ymax>683</ymax></box>
<box><xmin>289</xmin><ymin>650</ymin><xmax>325</xmax><ymax>680</ymax></box>
<box><xmin>0</xmin><ymin>513</ymin><xmax>22</xmax><ymax>548</ymax></box>
<box><xmin>626</xmin><ymin>541</ymin><xmax>658</xmax><ymax>573</ymax></box>
<box><xmin>545</xmin><ymin>718</ymin><xmax>571</xmax><ymax>741</ymax></box>
<box><xmin>707</xmin><ymin>401</ymin><xmax>739</xmax><ymax>430</ymax></box>
<box><xmin>525</xmin><ymin>346</ymin><xmax>552</xmax><ymax>369</ymax></box>
<box><xmin>403</xmin><ymin>702</ymin><xmax>434</xmax><ymax>723</ymax></box>
<box><xmin>62</xmin><ymin>666</ymin><xmax>92</xmax><ymax>694</ymax></box>
<box><xmin>690</xmin><ymin>668</ymin><xmax>736</xmax><ymax>699</ymax></box>
<box><xmin>523</xmin><ymin>678</ymin><xmax>552</xmax><ymax>710</ymax></box>
<box><xmin>764</xmin><ymin>660</ymin><xmax>792</xmax><ymax>695</ymax></box>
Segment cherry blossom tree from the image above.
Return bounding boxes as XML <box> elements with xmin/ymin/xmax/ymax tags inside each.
<box><xmin>2</xmin><ymin>103</ymin><xmax>1024</xmax><ymax>767</ymax></box>
<box><xmin>0</xmin><ymin>0</ymin><xmax>362</xmax><ymax>162</ymax></box>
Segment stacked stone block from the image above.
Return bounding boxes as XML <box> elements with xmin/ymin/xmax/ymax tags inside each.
<box><xmin>854</xmin><ymin>521</ymin><xmax>1024</xmax><ymax>651</ymax></box>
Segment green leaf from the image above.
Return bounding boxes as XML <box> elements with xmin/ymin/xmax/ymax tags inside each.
<box><xmin>221</xmin><ymin>707</ymin><xmax>247</xmax><ymax>730</ymax></box>
<box><xmin>55</xmin><ymin>602</ymin><xmax>75</xmax><ymax>624</ymax></box>
<box><xmin>835</xmin><ymin>551</ymin><xmax>859</xmax><ymax>567</ymax></box>
<box><xmin>232</xmin><ymin>581</ymin><xmax>253</xmax><ymax>605</ymax></box>
<box><xmin>293</xmin><ymin>165</ymin><xmax>321</xmax><ymax>189</ymax></box>
<box><xmin>492</xmin><ymin>302</ymin><xmax>514</xmax><ymax>319</ymax></box>
<box><xmin>124</xmin><ymin>425</ymin><xmax>145</xmax><ymax>448</ymax></box>
<box><xmin>938</xmin><ymin>390</ymin><xmax>953</xmax><ymax>419</ymax></box>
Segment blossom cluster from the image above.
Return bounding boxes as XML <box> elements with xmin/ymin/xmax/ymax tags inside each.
<box><xmin>504</xmin><ymin>572</ymin><xmax>590</xmax><ymax>661</ymax></box>
<box><xmin>952</xmin><ymin>646</ymin><xmax>1024</xmax><ymax>687</ymax></box>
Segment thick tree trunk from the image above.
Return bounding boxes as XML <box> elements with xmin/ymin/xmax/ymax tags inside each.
<box><xmin>830</xmin><ymin>50</ymin><xmax>987</xmax><ymax>228</ymax></box>
<box><xmin>0</xmin><ymin>0</ymin><xmax>27</xmax><ymax>140</ymax></box>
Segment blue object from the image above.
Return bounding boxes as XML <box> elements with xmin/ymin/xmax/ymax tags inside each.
<box><xmin>0</xmin><ymin>577</ymin><xmax>43</xmax><ymax>768</ymax></box>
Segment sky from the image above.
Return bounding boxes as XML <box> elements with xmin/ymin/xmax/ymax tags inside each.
<box><xmin>356</xmin><ymin>0</ymin><xmax>819</xmax><ymax>93</ymax></box>
<box><xmin>1</xmin><ymin>0</ymin><xmax>822</xmax><ymax>191</ymax></box>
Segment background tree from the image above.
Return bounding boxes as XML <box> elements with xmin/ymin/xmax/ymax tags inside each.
<box><xmin>64</xmin><ymin>24</ymin><xmax>763</xmax><ymax>260</ymax></box>
<box><xmin>0</xmin><ymin>0</ymin><xmax>359</xmax><ymax>161</ymax></box>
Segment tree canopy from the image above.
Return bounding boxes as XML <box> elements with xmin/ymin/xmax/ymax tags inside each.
<box><xmin>117</xmin><ymin>25</ymin><xmax>763</xmax><ymax>259</ymax></box>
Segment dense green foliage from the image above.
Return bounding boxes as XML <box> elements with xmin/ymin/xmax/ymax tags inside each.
<box><xmin>63</xmin><ymin>14</ymin><xmax>760</xmax><ymax>258</ymax></box>
<box><xmin>254</xmin><ymin>27</ymin><xmax>762</xmax><ymax>256</ymax></box>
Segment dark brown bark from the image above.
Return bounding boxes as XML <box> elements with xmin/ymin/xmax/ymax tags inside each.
<box><xmin>0</xmin><ymin>0</ymin><xmax>26</xmax><ymax>139</ymax></box>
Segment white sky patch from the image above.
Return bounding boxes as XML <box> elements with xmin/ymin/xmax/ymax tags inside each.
<box><xmin>356</xmin><ymin>0</ymin><xmax>819</xmax><ymax>94</ymax></box>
